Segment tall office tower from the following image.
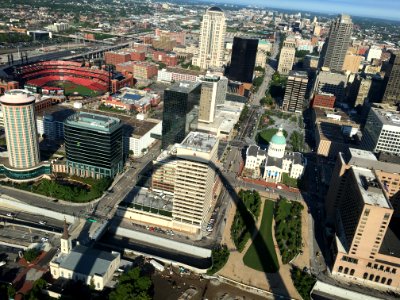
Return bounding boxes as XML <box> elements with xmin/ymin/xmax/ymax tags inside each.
<box><xmin>0</xmin><ymin>90</ymin><xmax>40</xmax><ymax>169</ymax></box>
<box><xmin>228</xmin><ymin>37</ymin><xmax>258</xmax><ymax>83</ymax></box>
<box><xmin>362</xmin><ymin>108</ymin><xmax>400</xmax><ymax>155</ymax></box>
<box><xmin>198</xmin><ymin>74</ymin><xmax>228</xmax><ymax>123</ymax></box>
<box><xmin>277</xmin><ymin>38</ymin><xmax>296</xmax><ymax>75</ymax></box>
<box><xmin>192</xmin><ymin>7</ymin><xmax>226</xmax><ymax>70</ymax></box>
<box><xmin>320</xmin><ymin>14</ymin><xmax>353</xmax><ymax>72</ymax></box>
<box><xmin>282</xmin><ymin>71</ymin><xmax>309</xmax><ymax>113</ymax></box>
<box><xmin>64</xmin><ymin>112</ymin><xmax>124</xmax><ymax>178</ymax></box>
<box><xmin>152</xmin><ymin>132</ymin><xmax>219</xmax><ymax>234</ymax></box>
<box><xmin>161</xmin><ymin>81</ymin><xmax>201</xmax><ymax>149</ymax></box>
<box><xmin>382</xmin><ymin>51</ymin><xmax>400</xmax><ymax>105</ymax></box>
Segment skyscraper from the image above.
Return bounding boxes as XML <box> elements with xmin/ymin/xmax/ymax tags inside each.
<box><xmin>161</xmin><ymin>81</ymin><xmax>201</xmax><ymax>149</ymax></box>
<box><xmin>320</xmin><ymin>14</ymin><xmax>353</xmax><ymax>72</ymax></box>
<box><xmin>64</xmin><ymin>112</ymin><xmax>124</xmax><ymax>178</ymax></box>
<box><xmin>282</xmin><ymin>71</ymin><xmax>309</xmax><ymax>113</ymax></box>
<box><xmin>228</xmin><ymin>37</ymin><xmax>258</xmax><ymax>83</ymax></box>
<box><xmin>198</xmin><ymin>74</ymin><xmax>228</xmax><ymax>123</ymax></box>
<box><xmin>192</xmin><ymin>7</ymin><xmax>226</xmax><ymax>70</ymax></box>
<box><xmin>382</xmin><ymin>51</ymin><xmax>400</xmax><ymax>106</ymax></box>
<box><xmin>277</xmin><ymin>38</ymin><xmax>296</xmax><ymax>75</ymax></box>
<box><xmin>153</xmin><ymin>131</ymin><xmax>219</xmax><ymax>234</ymax></box>
<box><xmin>0</xmin><ymin>89</ymin><xmax>40</xmax><ymax>169</ymax></box>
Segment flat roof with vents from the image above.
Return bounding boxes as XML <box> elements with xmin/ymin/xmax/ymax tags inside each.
<box><xmin>179</xmin><ymin>131</ymin><xmax>217</xmax><ymax>154</ymax></box>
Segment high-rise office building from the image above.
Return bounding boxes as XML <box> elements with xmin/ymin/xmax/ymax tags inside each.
<box><xmin>320</xmin><ymin>14</ymin><xmax>353</xmax><ymax>72</ymax></box>
<box><xmin>382</xmin><ymin>51</ymin><xmax>400</xmax><ymax>106</ymax></box>
<box><xmin>64</xmin><ymin>112</ymin><xmax>124</xmax><ymax>178</ymax></box>
<box><xmin>282</xmin><ymin>71</ymin><xmax>309</xmax><ymax>113</ymax></box>
<box><xmin>161</xmin><ymin>81</ymin><xmax>201</xmax><ymax>149</ymax></box>
<box><xmin>192</xmin><ymin>7</ymin><xmax>226</xmax><ymax>70</ymax></box>
<box><xmin>325</xmin><ymin>151</ymin><xmax>400</xmax><ymax>292</ymax></box>
<box><xmin>198</xmin><ymin>74</ymin><xmax>228</xmax><ymax>123</ymax></box>
<box><xmin>0</xmin><ymin>89</ymin><xmax>40</xmax><ymax>169</ymax></box>
<box><xmin>362</xmin><ymin>108</ymin><xmax>400</xmax><ymax>155</ymax></box>
<box><xmin>277</xmin><ymin>38</ymin><xmax>296</xmax><ymax>75</ymax></box>
<box><xmin>228</xmin><ymin>37</ymin><xmax>258</xmax><ymax>83</ymax></box>
<box><xmin>152</xmin><ymin>131</ymin><xmax>219</xmax><ymax>234</ymax></box>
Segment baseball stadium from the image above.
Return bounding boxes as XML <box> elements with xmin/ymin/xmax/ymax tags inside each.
<box><xmin>16</xmin><ymin>60</ymin><xmax>133</xmax><ymax>97</ymax></box>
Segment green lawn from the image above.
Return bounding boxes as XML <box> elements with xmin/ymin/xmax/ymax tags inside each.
<box><xmin>257</xmin><ymin>128</ymin><xmax>288</xmax><ymax>145</ymax></box>
<box><xmin>46</xmin><ymin>81</ymin><xmax>101</xmax><ymax>97</ymax></box>
<box><xmin>243</xmin><ymin>200</ymin><xmax>279</xmax><ymax>273</ymax></box>
<box><xmin>282</xmin><ymin>173</ymin><xmax>298</xmax><ymax>188</ymax></box>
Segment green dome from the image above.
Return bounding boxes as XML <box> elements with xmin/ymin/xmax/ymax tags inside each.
<box><xmin>270</xmin><ymin>129</ymin><xmax>286</xmax><ymax>145</ymax></box>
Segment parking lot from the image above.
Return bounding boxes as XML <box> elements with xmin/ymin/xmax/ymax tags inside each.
<box><xmin>0</xmin><ymin>224</ymin><xmax>59</xmax><ymax>248</ymax></box>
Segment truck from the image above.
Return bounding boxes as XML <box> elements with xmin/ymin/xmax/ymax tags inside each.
<box><xmin>150</xmin><ymin>259</ymin><xmax>165</xmax><ymax>272</ymax></box>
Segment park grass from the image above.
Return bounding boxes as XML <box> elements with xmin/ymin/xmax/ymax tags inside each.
<box><xmin>46</xmin><ymin>81</ymin><xmax>101</xmax><ymax>97</ymax></box>
<box><xmin>243</xmin><ymin>200</ymin><xmax>279</xmax><ymax>273</ymax></box>
<box><xmin>257</xmin><ymin>128</ymin><xmax>288</xmax><ymax>145</ymax></box>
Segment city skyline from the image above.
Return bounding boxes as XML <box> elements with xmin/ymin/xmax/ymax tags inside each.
<box><xmin>206</xmin><ymin>0</ymin><xmax>400</xmax><ymax>21</ymax></box>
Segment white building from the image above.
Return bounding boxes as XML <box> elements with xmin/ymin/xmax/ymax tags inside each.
<box><xmin>261</xmin><ymin>127</ymin><xmax>306</xmax><ymax>183</ymax></box>
<box><xmin>245</xmin><ymin>145</ymin><xmax>267</xmax><ymax>177</ymax></box>
<box><xmin>50</xmin><ymin>220</ymin><xmax>120</xmax><ymax>291</ymax></box>
<box><xmin>362</xmin><ymin>108</ymin><xmax>400</xmax><ymax>155</ymax></box>
<box><xmin>277</xmin><ymin>38</ymin><xmax>296</xmax><ymax>75</ymax></box>
<box><xmin>127</xmin><ymin>120</ymin><xmax>162</xmax><ymax>157</ymax></box>
<box><xmin>192</xmin><ymin>7</ymin><xmax>226</xmax><ymax>70</ymax></box>
<box><xmin>366</xmin><ymin>46</ymin><xmax>382</xmax><ymax>62</ymax></box>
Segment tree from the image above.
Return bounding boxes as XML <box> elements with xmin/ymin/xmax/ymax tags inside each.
<box><xmin>7</xmin><ymin>285</ymin><xmax>15</xmax><ymax>299</ymax></box>
<box><xmin>295</xmin><ymin>50</ymin><xmax>310</xmax><ymax>58</ymax></box>
<box><xmin>109</xmin><ymin>267</ymin><xmax>152</xmax><ymax>300</ymax></box>
<box><xmin>23</xmin><ymin>248</ymin><xmax>40</xmax><ymax>263</ymax></box>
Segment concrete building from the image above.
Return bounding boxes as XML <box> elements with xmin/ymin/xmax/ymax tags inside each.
<box><xmin>193</xmin><ymin>7</ymin><xmax>226</xmax><ymax>69</ymax></box>
<box><xmin>282</xmin><ymin>71</ymin><xmax>308</xmax><ymax>113</ymax></box>
<box><xmin>135</xmin><ymin>132</ymin><xmax>221</xmax><ymax>234</ymax></box>
<box><xmin>162</xmin><ymin>82</ymin><xmax>201</xmax><ymax>149</ymax></box>
<box><xmin>255</xmin><ymin>50</ymin><xmax>268</xmax><ymax>68</ymax></box>
<box><xmin>362</xmin><ymin>108</ymin><xmax>400</xmax><ymax>155</ymax></box>
<box><xmin>64</xmin><ymin>112</ymin><xmax>124</xmax><ymax>178</ymax></box>
<box><xmin>277</xmin><ymin>38</ymin><xmax>296</xmax><ymax>75</ymax></box>
<box><xmin>314</xmin><ymin>71</ymin><xmax>348</xmax><ymax>102</ymax></box>
<box><xmin>313</xmin><ymin>107</ymin><xmax>360</xmax><ymax>158</ymax></box>
<box><xmin>325</xmin><ymin>153</ymin><xmax>400</xmax><ymax>292</ymax></box>
<box><xmin>197</xmin><ymin>74</ymin><xmax>228</xmax><ymax>123</ymax></box>
<box><xmin>50</xmin><ymin>221</ymin><xmax>120</xmax><ymax>291</ymax></box>
<box><xmin>382</xmin><ymin>51</ymin><xmax>400</xmax><ymax>106</ymax></box>
<box><xmin>351</xmin><ymin>74</ymin><xmax>372</xmax><ymax>108</ymax></box>
<box><xmin>157</xmin><ymin>67</ymin><xmax>206</xmax><ymax>83</ymax></box>
<box><xmin>304</xmin><ymin>55</ymin><xmax>319</xmax><ymax>70</ymax></box>
<box><xmin>0</xmin><ymin>90</ymin><xmax>40</xmax><ymax>169</ymax></box>
<box><xmin>366</xmin><ymin>46</ymin><xmax>382</xmax><ymax>62</ymax></box>
<box><xmin>320</xmin><ymin>14</ymin><xmax>353</xmax><ymax>72</ymax></box>
<box><xmin>342</xmin><ymin>53</ymin><xmax>362</xmax><ymax>73</ymax></box>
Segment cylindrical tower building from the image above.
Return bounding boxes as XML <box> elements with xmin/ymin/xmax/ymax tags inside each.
<box><xmin>0</xmin><ymin>89</ymin><xmax>40</xmax><ymax>169</ymax></box>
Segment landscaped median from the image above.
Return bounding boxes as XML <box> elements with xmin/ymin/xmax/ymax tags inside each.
<box><xmin>243</xmin><ymin>200</ymin><xmax>279</xmax><ymax>273</ymax></box>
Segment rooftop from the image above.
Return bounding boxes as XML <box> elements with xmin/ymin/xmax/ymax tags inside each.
<box><xmin>288</xmin><ymin>70</ymin><xmax>308</xmax><ymax>78</ymax></box>
<box><xmin>120</xmin><ymin>187</ymin><xmax>173</xmax><ymax>214</ymax></box>
<box><xmin>55</xmin><ymin>245</ymin><xmax>119</xmax><ymax>276</ymax></box>
<box><xmin>208</xmin><ymin>6</ymin><xmax>223</xmax><ymax>13</ymax></box>
<box><xmin>371</xmin><ymin>108</ymin><xmax>400</xmax><ymax>127</ymax></box>
<box><xmin>0</xmin><ymin>89</ymin><xmax>36</xmax><ymax>105</ymax></box>
<box><xmin>179</xmin><ymin>132</ymin><xmax>217</xmax><ymax>154</ymax></box>
<box><xmin>166</xmin><ymin>81</ymin><xmax>200</xmax><ymax>94</ymax></box>
<box><xmin>66</xmin><ymin>112</ymin><xmax>122</xmax><ymax>133</ymax></box>
<box><xmin>352</xmin><ymin>166</ymin><xmax>390</xmax><ymax>208</ymax></box>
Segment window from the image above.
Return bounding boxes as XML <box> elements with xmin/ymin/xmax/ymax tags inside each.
<box><xmin>375</xmin><ymin>276</ymin><xmax>380</xmax><ymax>282</ymax></box>
<box><xmin>338</xmin><ymin>266</ymin><xmax>343</xmax><ymax>272</ymax></box>
<box><xmin>364</xmin><ymin>209</ymin><xmax>370</xmax><ymax>216</ymax></box>
<box><xmin>381</xmin><ymin>277</ymin><xmax>386</xmax><ymax>284</ymax></box>
<box><xmin>369</xmin><ymin>274</ymin><xmax>374</xmax><ymax>281</ymax></box>
<box><xmin>388</xmin><ymin>279</ymin><xmax>392</xmax><ymax>285</ymax></box>
<box><xmin>344</xmin><ymin>267</ymin><xmax>349</xmax><ymax>274</ymax></box>
<box><xmin>363</xmin><ymin>272</ymin><xmax>368</xmax><ymax>279</ymax></box>
<box><xmin>350</xmin><ymin>269</ymin><xmax>355</xmax><ymax>276</ymax></box>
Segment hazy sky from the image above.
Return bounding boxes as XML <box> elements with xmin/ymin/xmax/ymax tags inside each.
<box><xmin>208</xmin><ymin>0</ymin><xmax>400</xmax><ymax>20</ymax></box>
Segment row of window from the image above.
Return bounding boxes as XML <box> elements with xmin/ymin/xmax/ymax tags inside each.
<box><xmin>363</xmin><ymin>272</ymin><xmax>392</xmax><ymax>286</ymax></box>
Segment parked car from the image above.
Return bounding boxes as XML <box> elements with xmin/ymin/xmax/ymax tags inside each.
<box><xmin>38</xmin><ymin>220</ymin><xmax>47</xmax><ymax>225</ymax></box>
<box><xmin>6</xmin><ymin>213</ymin><xmax>15</xmax><ymax>217</ymax></box>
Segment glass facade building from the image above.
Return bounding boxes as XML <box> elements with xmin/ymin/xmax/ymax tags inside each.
<box><xmin>228</xmin><ymin>37</ymin><xmax>258</xmax><ymax>83</ymax></box>
<box><xmin>64</xmin><ymin>112</ymin><xmax>124</xmax><ymax>178</ymax></box>
<box><xmin>161</xmin><ymin>82</ymin><xmax>201</xmax><ymax>149</ymax></box>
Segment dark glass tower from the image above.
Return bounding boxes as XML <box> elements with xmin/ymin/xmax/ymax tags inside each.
<box><xmin>64</xmin><ymin>112</ymin><xmax>124</xmax><ymax>178</ymax></box>
<box><xmin>161</xmin><ymin>81</ymin><xmax>201</xmax><ymax>149</ymax></box>
<box><xmin>228</xmin><ymin>37</ymin><xmax>258</xmax><ymax>83</ymax></box>
<box><xmin>382</xmin><ymin>51</ymin><xmax>400</xmax><ymax>106</ymax></box>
